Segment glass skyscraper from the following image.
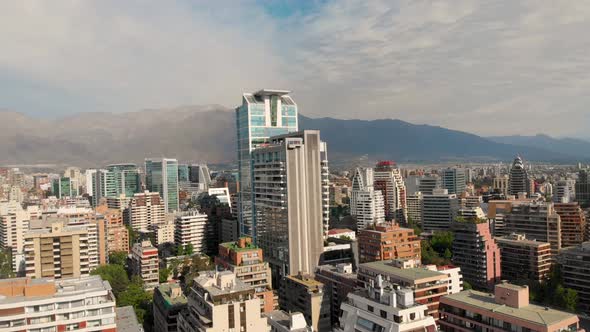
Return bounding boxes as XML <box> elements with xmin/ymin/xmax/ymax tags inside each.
<box><xmin>88</xmin><ymin>164</ymin><xmax>141</xmax><ymax>206</ymax></box>
<box><xmin>236</xmin><ymin>89</ymin><xmax>298</xmax><ymax>238</ymax></box>
<box><xmin>145</xmin><ymin>158</ymin><xmax>179</xmax><ymax>213</ymax></box>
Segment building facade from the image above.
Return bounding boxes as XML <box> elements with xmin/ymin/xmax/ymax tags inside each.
<box><xmin>128</xmin><ymin>191</ymin><xmax>166</xmax><ymax>231</ymax></box>
<box><xmin>153</xmin><ymin>283</ymin><xmax>188</xmax><ymax>332</ymax></box>
<box><xmin>279</xmin><ymin>274</ymin><xmax>331</xmax><ymax>332</ymax></box>
<box><xmin>358</xmin><ymin>223</ymin><xmax>421</xmax><ymax>263</ymax></box>
<box><xmin>174</xmin><ymin>210</ymin><xmax>208</xmax><ymax>254</ymax></box>
<box><xmin>315</xmin><ymin>263</ymin><xmax>358</xmax><ymax>328</ymax></box>
<box><xmin>442</xmin><ymin>168</ymin><xmax>466</xmax><ymax>195</ymax></box>
<box><xmin>351</xmin><ymin>168</ymin><xmax>385</xmax><ymax>230</ymax></box>
<box><xmin>495</xmin><ymin>233</ymin><xmax>551</xmax><ymax>283</ymax></box>
<box><xmin>422</xmin><ymin>189</ymin><xmax>458</xmax><ymax>232</ymax></box>
<box><xmin>374</xmin><ymin>161</ymin><xmax>407</xmax><ymax>223</ymax></box>
<box><xmin>130</xmin><ymin>240</ymin><xmax>159</xmax><ymax>289</ymax></box>
<box><xmin>504</xmin><ymin>202</ymin><xmax>562</xmax><ymax>257</ymax></box>
<box><xmin>508</xmin><ymin>156</ymin><xmax>530</xmax><ymax>196</ymax></box>
<box><xmin>559</xmin><ymin>242</ymin><xmax>590</xmax><ymax>314</ymax></box>
<box><xmin>554</xmin><ymin>202</ymin><xmax>586</xmax><ymax>247</ymax></box>
<box><xmin>146</xmin><ymin>158</ymin><xmax>180</xmax><ymax>213</ymax></box>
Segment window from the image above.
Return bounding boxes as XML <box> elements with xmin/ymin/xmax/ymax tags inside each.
<box><xmin>367</xmin><ymin>305</ymin><xmax>374</xmax><ymax>312</ymax></box>
<box><xmin>380</xmin><ymin>310</ymin><xmax>387</xmax><ymax>319</ymax></box>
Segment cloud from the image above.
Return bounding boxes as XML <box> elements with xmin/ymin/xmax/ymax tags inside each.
<box><xmin>1</xmin><ymin>0</ymin><xmax>590</xmax><ymax>136</ymax></box>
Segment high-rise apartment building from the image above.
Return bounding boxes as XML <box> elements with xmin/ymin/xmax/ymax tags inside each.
<box><xmin>508</xmin><ymin>156</ymin><xmax>530</xmax><ymax>196</ymax></box>
<box><xmin>442</xmin><ymin>168</ymin><xmax>466</xmax><ymax>195</ymax></box>
<box><xmin>504</xmin><ymin>202</ymin><xmax>562</xmax><ymax>257</ymax></box>
<box><xmin>406</xmin><ymin>192</ymin><xmax>423</xmax><ymax>225</ymax></box>
<box><xmin>418</xmin><ymin>175</ymin><xmax>442</xmax><ymax>195</ymax></box>
<box><xmin>0</xmin><ymin>276</ymin><xmax>117</xmax><ymax>332</ymax></box>
<box><xmin>130</xmin><ymin>240</ymin><xmax>159</xmax><ymax>289</ymax></box>
<box><xmin>250</xmin><ymin>131</ymin><xmax>325</xmax><ymax>283</ymax></box>
<box><xmin>174</xmin><ymin>210</ymin><xmax>208</xmax><ymax>254</ymax></box>
<box><xmin>439</xmin><ymin>283</ymin><xmax>582</xmax><ymax>332</ymax></box>
<box><xmin>554</xmin><ymin>202</ymin><xmax>586</xmax><ymax>247</ymax></box>
<box><xmin>575</xmin><ymin>168</ymin><xmax>590</xmax><ymax>207</ymax></box>
<box><xmin>554</xmin><ymin>179</ymin><xmax>576</xmax><ymax>203</ymax></box>
<box><xmin>279</xmin><ymin>274</ymin><xmax>331</xmax><ymax>332</ymax></box>
<box><xmin>559</xmin><ymin>242</ymin><xmax>590</xmax><ymax>314</ymax></box>
<box><xmin>96</xmin><ymin>205</ymin><xmax>129</xmax><ymax>253</ymax></box>
<box><xmin>422</xmin><ymin>188</ymin><xmax>459</xmax><ymax>232</ymax></box>
<box><xmin>315</xmin><ymin>263</ymin><xmax>358</xmax><ymax>327</ymax></box>
<box><xmin>145</xmin><ymin>158</ymin><xmax>180</xmax><ymax>213</ymax></box>
<box><xmin>215</xmin><ymin>237</ymin><xmax>275</xmax><ymax>313</ymax></box>
<box><xmin>128</xmin><ymin>191</ymin><xmax>166</xmax><ymax>231</ymax></box>
<box><xmin>177</xmin><ymin>271</ymin><xmax>268</xmax><ymax>332</ymax></box>
<box><xmin>493</xmin><ymin>174</ymin><xmax>509</xmax><ymax>195</ymax></box>
<box><xmin>351</xmin><ymin>168</ymin><xmax>385</xmax><ymax>230</ymax></box>
<box><xmin>0</xmin><ymin>200</ymin><xmax>30</xmax><ymax>274</ymax></box>
<box><xmin>358</xmin><ymin>223</ymin><xmax>421</xmax><ymax>263</ymax></box>
<box><xmin>236</xmin><ymin>89</ymin><xmax>299</xmax><ymax>238</ymax></box>
<box><xmin>374</xmin><ymin>161</ymin><xmax>407</xmax><ymax>223</ymax></box>
<box><xmin>451</xmin><ymin>219</ymin><xmax>501</xmax><ymax>290</ymax></box>
<box><xmin>495</xmin><ymin>233</ymin><xmax>551</xmax><ymax>283</ymax></box>
<box><xmin>153</xmin><ymin>283</ymin><xmax>188</xmax><ymax>332</ymax></box>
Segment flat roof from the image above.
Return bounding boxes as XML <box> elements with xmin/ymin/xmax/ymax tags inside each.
<box><xmin>253</xmin><ymin>89</ymin><xmax>291</xmax><ymax>96</ymax></box>
<box><xmin>156</xmin><ymin>283</ymin><xmax>187</xmax><ymax>307</ymax></box>
<box><xmin>116</xmin><ymin>306</ymin><xmax>144</xmax><ymax>332</ymax></box>
<box><xmin>443</xmin><ymin>290</ymin><xmax>578</xmax><ymax>327</ymax></box>
<box><xmin>360</xmin><ymin>261</ymin><xmax>445</xmax><ymax>283</ymax></box>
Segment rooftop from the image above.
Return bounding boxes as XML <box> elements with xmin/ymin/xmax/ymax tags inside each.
<box><xmin>116</xmin><ymin>306</ymin><xmax>144</xmax><ymax>332</ymax></box>
<box><xmin>286</xmin><ymin>274</ymin><xmax>324</xmax><ymax>289</ymax></box>
<box><xmin>253</xmin><ymin>89</ymin><xmax>291</xmax><ymax>96</ymax></box>
<box><xmin>442</xmin><ymin>290</ymin><xmax>578</xmax><ymax>327</ymax></box>
<box><xmin>156</xmin><ymin>283</ymin><xmax>187</xmax><ymax>308</ymax></box>
<box><xmin>265</xmin><ymin>310</ymin><xmax>311</xmax><ymax>332</ymax></box>
<box><xmin>360</xmin><ymin>261</ymin><xmax>445</xmax><ymax>283</ymax></box>
<box><xmin>220</xmin><ymin>240</ymin><xmax>259</xmax><ymax>252</ymax></box>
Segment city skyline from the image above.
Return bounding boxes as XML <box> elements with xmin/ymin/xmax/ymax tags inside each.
<box><xmin>1</xmin><ymin>1</ymin><xmax>590</xmax><ymax>137</ymax></box>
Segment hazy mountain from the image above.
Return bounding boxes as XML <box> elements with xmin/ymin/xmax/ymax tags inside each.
<box><xmin>0</xmin><ymin>107</ymin><xmax>576</xmax><ymax>168</ymax></box>
<box><xmin>488</xmin><ymin>134</ymin><xmax>590</xmax><ymax>160</ymax></box>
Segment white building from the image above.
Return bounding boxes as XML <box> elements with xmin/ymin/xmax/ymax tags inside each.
<box><xmin>406</xmin><ymin>192</ymin><xmax>423</xmax><ymax>225</ymax></box>
<box><xmin>208</xmin><ymin>187</ymin><xmax>231</xmax><ymax>211</ymax></box>
<box><xmin>426</xmin><ymin>265</ymin><xmax>463</xmax><ymax>295</ymax></box>
<box><xmin>128</xmin><ymin>191</ymin><xmax>166</xmax><ymax>231</ymax></box>
<box><xmin>351</xmin><ymin>168</ymin><xmax>385</xmax><ymax>230</ymax></box>
<box><xmin>374</xmin><ymin>161</ymin><xmax>407</xmax><ymax>223</ymax></box>
<box><xmin>0</xmin><ymin>201</ymin><xmax>30</xmax><ymax>274</ymax></box>
<box><xmin>0</xmin><ymin>275</ymin><xmax>117</xmax><ymax>331</ymax></box>
<box><xmin>338</xmin><ymin>275</ymin><xmax>437</xmax><ymax>332</ymax></box>
<box><xmin>174</xmin><ymin>210</ymin><xmax>208</xmax><ymax>254</ymax></box>
<box><xmin>266</xmin><ymin>310</ymin><xmax>312</xmax><ymax>332</ymax></box>
<box><xmin>422</xmin><ymin>188</ymin><xmax>458</xmax><ymax>232</ymax></box>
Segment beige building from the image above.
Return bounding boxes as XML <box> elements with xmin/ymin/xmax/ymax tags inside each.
<box><xmin>96</xmin><ymin>205</ymin><xmax>129</xmax><ymax>253</ymax></box>
<box><xmin>128</xmin><ymin>191</ymin><xmax>166</xmax><ymax>231</ymax></box>
<box><xmin>279</xmin><ymin>274</ymin><xmax>331</xmax><ymax>332</ymax></box>
<box><xmin>130</xmin><ymin>240</ymin><xmax>159</xmax><ymax>289</ymax></box>
<box><xmin>177</xmin><ymin>270</ymin><xmax>268</xmax><ymax>332</ymax></box>
<box><xmin>0</xmin><ymin>200</ymin><xmax>30</xmax><ymax>274</ymax></box>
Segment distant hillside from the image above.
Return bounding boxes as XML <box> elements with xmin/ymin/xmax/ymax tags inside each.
<box><xmin>488</xmin><ymin>134</ymin><xmax>590</xmax><ymax>159</ymax></box>
<box><xmin>0</xmin><ymin>107</ymin><xmax>577</xmax><ymax>168</ymax></box>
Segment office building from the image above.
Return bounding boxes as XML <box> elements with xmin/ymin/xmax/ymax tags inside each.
<box><xmin>279</xmin><ymin>274</ymin><xmax>331</xmax><ymax>332</ymax></box>
<box><xmin>508</xmin><ymin>156</ymin><xmax>530</xmax><ymax>196</ymax></box>
<box><xmin>177</xmin><ymin>270</ymin><xmax>268</xmax><ymax>332</ymax></box>
<box><xmin>559</xmin><ymin>242</ymin><xmax>590</xmax><ymax>314</ymax></box>
<box><xmin>153</xmin><ymin>283</ymin><xmax>188</xmax><ymax>332</ymax></box>
<box><xmin>451</xmin><ymin>219</ymin><xmax>501</xmax><ymax>290</ymax></box>
<box><xmin>0</xmin><ymin>200</ymin><xmax>30</xmax><ymax>274</ymax></box>
<box><xmin>554</xmin><ymin>180</ymin><xmax>576</xmax><ymax>203</ymax></box>
<box><xmin>495</xmin><ymin>233</ymin><xmax>551</xmax><ymax>283</ymax></box>
<box><xmin>266</xmin><ymin>311</ymin><xmax>312</xmax><ymax>332</ymax></box>
<box><xmin>575</xmin><ymin>168</ymin><xmax>590</xmax><ymax>206</ymax></box>
<box><xmin>174</xmin><ymin>210</ymin><xmax>208</xmax><ymax>254</ymax></box>
<box><xmin>358</xmin><ymin>223</ymin><xmax>421</xmax><ymax>263</ymax></box>
<box><xmin>351</xmin><ymin>168</ymin><xmax>385</xmax><ymax>230</ymax></box>
<box><xmin>374</xmin><ymin>161</ymin><xmax>407</xmax><ymax>222</ymax></box>
<box><xmin>90</xmin><ymin>164</ymin><xmax>142</xmax><ymax>207</ymax></box>
<box><xmin>250</xmin><ymin>131</ymin><xmax>325</xmax><ymax>282</ymax></box>
<box><xmin>406</xmin><ymin>192</ymin><xmax>423</xmax><ymax>225</ymax></box>
<box><xmin>338</xmin><ymin>276</ymin><xmax>437</xmax><ymax>332</ymax></box>
<box><xmin>96</xmin><ymin>205</ymin><xmax>129</xmax><ymax>253</ymax></box>
<box><xmin>417</xmin><ymin>175</ymin><xmax>442</xmax><ymax>195</ymax></box>
<box><xmin>215</xmin><ymin>237</ymin><xmax>275</xmax><ymax>313</ymax></box>
<box><xmin>130</xmin><ymin>240</ymin><xmax>159</xmax><ymax>289</ymax></box>
<box><xmin>128</xmin><ymin>191</ymin><xmax>166</xmax><ymax>231</ymax></box>
<box><xmin>422</xmin><ymin>189</ymin><xmax>459</xmax><ymax>232</ymax></box>
<box><xmin>188</xmin><ymin>163</ymin><xmax>212</xmax><ymax>192</ymax></box>
<box><xmin>504</xmin><ymin>202</ymin><xmax>561</xmax><ymax>257</ymax></box>
<box><xmin>439</xmin><ymin>283</ymin><xmax>582</xmax><ymax>332</ymax></box>
<box><xmin>236</xmin><ymin>89</ymin><xmax>299</xmax><ymax>238</ymax></box>
<box><xmin>0</xmin><ymin>275</ymin><xmax>117</xmax><ymax>331</ymax></box>
<box><xmin>315</xmin><ymin>263</ymin><xmax>358</xmax><ymax>327</ymax></box>
<box><xmin>145</xmin><ymin>158</ymin><xmax>180</xmax><ymax>213</ymax></box>
<box><xmin>554</xmin><ymin>202</ymin><xmax>586</xmax><ymax>247</ymax></box>
<box><xmin>52</xmin><ymin>177</ymin><xmax>78</xmax><ymax>198</ymax></box>
<box><xmin>358</xmin><ymin>259</ymin><xmax>449</xmax><ymax>319</ymax></box>
<box><xmin>442</xmin><ymin>168</ymin><xmax>466</xmax><ymax>195</ymax></box>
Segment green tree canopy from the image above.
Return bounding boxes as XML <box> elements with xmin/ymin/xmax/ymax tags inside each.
<box><xmin>91</xmin><ymin>264</ymin><xmax>129</xmax><ymax>298</ymax></box>
<box><xmin>109</xmin><ymin>251</ymin><xmax>128</xmax><ymax>267</ymax></box>
<box><xmin>0</xmin><ymin>249</ymin><xmax>14</xmax><ymax>279</ymax></box>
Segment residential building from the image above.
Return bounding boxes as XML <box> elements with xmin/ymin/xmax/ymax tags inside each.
<box><xmin>351</xmin><ymin>168</ymin><xmax>385</xmax><ymax>230</ymax></box>
<box><xmin>145</xmin><ymin>158</ymin><xmax>180</xmax><ymax>213</ymax></box>
<box><xmin>0</xmin><ymin>200</ymin><xmax>30</xmax><ymax>274</ymax></box>
<box><xmin>177</xmin><ymin>270</ymin><xmax>268</xmax><ymax>332</ymax></box>
<box><xmin>266</xmin><ymin>310</ymin><xmax>312</xmax><ymax>332</ymax></box>
<box><xmin>279</xmin><ymin>274</ymin><xmax>331</xmax><ymax>332</ymax></box>
<box><xmin>153</xmin><ymin>283</ymin><xmax>188</xmax><ymax>332</ymax></box>
<box><xmin>358</xmin><ymin>223</ymin><xmax>420</xmax><ymax>263</ymax></box>
<box><xmin>508</xmin><ymin>156</ymin><xmax>530</xmax><ymax>196</ymax></box>
<box><xmin>105</xmin><ymin>193</ymin><xmax>132</xmax><ymax>211</ymax></box>
<box><xmin>554</xmin><ymin>202</ymin><xmax>586</xmax><ymax>247</ymax></box>
<box><xmin>149</xmin><ymin>220</ymin><xmax>175</xmax><ymax>246</ymax></box>
<box><xmin>422</xmin><ymin>189</ymin><xmax>459</xmax><ymax>232</ymax></box>
<box><xmin>130</xmin><ymin>240</ymin><xmax>159</xmax><ymax>289</ymax></box>
<box><xmin>554</xmin><ymin>180</ymin><xmax>576</xmax><ymax>203</ymax></box>
<box><xmin>439</xmin><ymin>283</ymin><xmax>582</xmax><ymax>332</ymax></box>
<box><xmin>495</xmin><ymin>233</ymin><xmax>551</xmax><ymax>283</ymax></box>
<box><xmin>220</xmin><ymin>218</ymin><xmax>239</xmax><ymax>243</ymax></box>
<box><xmin>338</xmin><ymin>276</ymin><xmax>437</xmax><ymax>332</ymax></box>
<box><xmin>327</xmin><ymin>228</ymin><xmax>356</xmax><ymax>240</ymax></box>
<box><xmin>208</xmin><ymin>187</ymin><xmax>231</xmax><ymax>211</ymax></box>
<box><xmin>433</xmin><ymin>265</ymin><xmax>463</xmax><ymax>295</ymax></box>
<box><xmin>374</xmin><ymin>161</ymin><xmax>407</xmax><ymax>223</ymax></box>
<box><xmin>215</xmin><ymin>237</ymin><xmax>275</xmax><ymax>313</ymax></box>
<box><xmin>116</xmin><ymin>306</ymin><xmax>143</xmax><ymax>332</ymax></box>
<box><xmin>0</xmin><ymin>276</ymin><xmax>117</xmax><ymax>332</ymax></box>
<box><xmin>358</xmin><ymin>259</ymin><xmax>449</xmax><ymax>319</ymax></box>
<box><xmin>315</xmin><ymin>263</ymin><xmax>358</xmax><ymax>327</ymax></box>
<box><xmin>96</xmin><ymin>205</ymin><xmax>129</xmax><ymax>253</ymax></box>
<box><xmin>442</xmin><ymin>168</ymin><xmax>466</xmax><ymax>195</ymax></box>
<box><xmin>452</xmin><ymin>219</ymin><xmax>501</xmax><ymax>290</ymax></box>
<box><xmin>559</xmin><ymin>242</ymin><xmax>590</xmax><ymax>314</ymax></box>
<box><xmin>236</xmin><ymin>89</ymin><xmax>299</xmax><ymax>238</ymax></box>
<box><xmin>504</xmin><ymin>202</ymin><xmax>562</xmax><ymax>257</ymax></box>
<box><xmin>492</xmin><ymin>174</ymin><xmax>509</xmax><ymax>195</ymax></box>
<box><xmin>406</xmin><ymin>192</ymin><xmax>423</xmax><ymax>226</ymax></box>
<box><xmin>250</xmin><ymin>131</ymin><xmax>325</xmax><ymax>283</ymax></box>
<box><xmin>128</xmin><ymin>191</ymin><xmax>166</xmax><ymax>231</ymax></box>
<box><xmin>174</xmin><ymin>210</ymin><xmax>208</xmax><ymax>254</ymax></box>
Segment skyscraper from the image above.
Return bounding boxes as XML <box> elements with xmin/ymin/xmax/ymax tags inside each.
<box><xmin>576</xmin><ymin>168</ymin><xmax>590</xmax><ymax>207</ymax></box>
<box><xmin>422</xmin><ymin>188</ymin><xmax>459</xmax><ymax>232</ymax></box>
<box><xmin>509</xmin><ymin>156</ymin><xmax>530</xmax><ymax>196</ymax></box>
<box><xmin>145</xmin><ymin>158</ymin><xmax>179</xmax><ymax>212</ymax></box>
<box><xmin>374</xmin><ymin>161</ymin><xmax>407</xmax><ymax>222</ymax></box>
<box><xmin>441</xmin><ymin>167</ymin><xmax>466</xmax><ymax>195</ymax></box>
<box><xmin>236</xmin><ymin>89</ymin><xmax>298</xmax><ymax>237</ymax></box>
<box><xmin>250</xmin><ymin>130</ymin><xmax>325</xmax><ymax>284</ymax></box>
<box><xmin>88</xmin><ymin>164</ymin><xmax>141</xmax><ymax>207</ymax></box>
<box><xmin>351</xmin><ymin>168</ymin><xmax>385</xmax><ymax>230</ymax></box>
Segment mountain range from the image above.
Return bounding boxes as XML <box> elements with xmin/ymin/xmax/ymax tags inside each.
<box><xmin>0</xmin><ymin>106</ymin><xmax>587</xmax><ymax>168</ymax></box>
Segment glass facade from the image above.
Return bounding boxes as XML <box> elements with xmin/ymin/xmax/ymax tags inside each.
<box><xmin>146</xmin><ymin>159</ymin><xmax>179</xmax><ymax>212</ymax></box>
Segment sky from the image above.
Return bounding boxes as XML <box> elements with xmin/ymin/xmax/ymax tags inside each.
<box><xmin>1</xmin><ymin>0</ymin><xmax>589</xmax><ymax>137</ymax></box>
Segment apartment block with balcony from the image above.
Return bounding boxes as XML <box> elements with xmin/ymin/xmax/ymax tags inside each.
<box><xmin>174</xmin><ymin>210</ymin><xmax>208</xmax><ymax>255</ymax></box>
<box><xmin>554</xmin><ymin>203</ymin><xmax>587</xmax><ymax>248</ymax></box>
<box><xmin>358</xmin><ymin>222</ymin><xmax>421</xmax><ymax>263</ymax></box>
<box><xmin>315</xmin><ymin>263</ymin><xmax>359</xmax><ymax>328</ymax></box>
<box><xmin>279</xmin><ymin>274</ymin><xmax>331</xmax><ymax>332</ymax></box>
<box><xmin>153</xmin><ymin>283</ymin><xmax>187</xmax><ymax>332</ymax></box>
<box><xmin>131</xmin><ymin>240</ymin><xmax>159</xmax><ymax>290</ymax></box>
<box><xmin>559</xmin><ymin>242</ymin><xmax>590</xmax><ymax>314</ymax></box>
<box><xmin>495</xmin><ymin>233</ymin><xmax>551</xmax><ymax>283</ymax></box>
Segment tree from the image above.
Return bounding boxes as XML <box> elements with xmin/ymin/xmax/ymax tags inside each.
<box><xmin>159</xmin><ymin>268</ymin><xmax>171</xmax><ymax>283</ymax></box>
<box><xmin>127</xmin><ymin>225</ymin><xmax>138</xmax><ymax>248</ymax></box>
<box><xmin>463</xmin><ymin>281</ymin><xmax>473</xmax><ymax>290</ymax></box>
<box><xmin>443</xmin><ymin>248</ymin><xmax>452</xmax><ymax>260</ymax></box>
<box><xmin>185</xmin><ymin>243</ymin><xmax>194</xmax><ymax>256</ymax></box>
<box><xmin>91</xmin><ymin>264</ymin><xmax>129</xmax><ymax>297</ymax></box>
<box><xmin>176</xmin><ymin>244</ymin><xmax>185</xmax><ymax>256</ymax></box>
<box><xmin>0</xmin><ymin>249</ymin><xmax>14</xmax><ymax>279</ymax></box>
<box><xmin>431</xmin><ymin>231</ymin><xmax>454</xmax><ymax>257</ymax></box>
<box><xmin>109</xmin><ymin>251</ymin><xmax>128</xmax><ymax>267</ymax></box>
<box><xmin>117</xmin><ymin>277</ymin><xmax>152</xmax><ymax>324</ymax></box>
